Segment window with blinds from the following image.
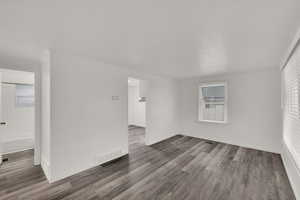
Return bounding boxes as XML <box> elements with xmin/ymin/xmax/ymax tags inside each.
<box><xmin>198</xmin><ymin>83</ymin><xmax>227</xmax><ymax>123</ymax></box>
<box><xmin>15</xmin><ymin>84</ymin><xmax>35</xmax><ymax>107</ymax></box>
<box><xmin>282</xmin><ymin>41</ymin><xmax>300</xmax><ymax>170</ymax></box>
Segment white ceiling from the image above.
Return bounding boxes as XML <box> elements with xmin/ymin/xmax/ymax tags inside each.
<box><xmin>0</xmin><ymin>0</ymin><xmax>299</xmax><ymax>78</ymax></box>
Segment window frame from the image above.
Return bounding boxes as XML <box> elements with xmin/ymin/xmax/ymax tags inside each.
<box><xmin>198</xmin><ymin>82</ymin><xmax>228</xmax><ymax>124</ymax></box>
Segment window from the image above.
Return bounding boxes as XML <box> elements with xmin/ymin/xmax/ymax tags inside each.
<box><xmin>282</xmin><ymin>41</ymin><xmax>300</xmax><ymax>170</ymax></box>
<box><xmin>199</xmin><ymin>83</ymin><xmax>227</xmax><ymax>123</ymax></box>
<box><xmin>15</xmin><ymin>84</ymin><xmax>35</xmax><ymax>107</ymax></box>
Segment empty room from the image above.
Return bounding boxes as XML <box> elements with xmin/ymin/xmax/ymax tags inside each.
<box><xmin>0</xmin><ymin>0</ymin><xmax>299</xmax><ymax>200</ymax></box>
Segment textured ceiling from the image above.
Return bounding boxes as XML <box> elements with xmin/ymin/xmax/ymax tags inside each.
<box><xmin>0</xmin><ymin>0</ymin><xmax>299</xmax><ymax>78</ymax></box>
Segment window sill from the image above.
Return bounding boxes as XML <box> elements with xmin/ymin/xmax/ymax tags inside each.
<box><xmin>196</xmin><ymin>120</ymin><xmax>228</xmax><ymax>124</ymax></box>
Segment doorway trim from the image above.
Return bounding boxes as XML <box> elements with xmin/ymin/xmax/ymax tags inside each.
<box><xmin>0</xmin><ymin>64</ymin><xmax>41</xmax><ymax>165</ymax></box>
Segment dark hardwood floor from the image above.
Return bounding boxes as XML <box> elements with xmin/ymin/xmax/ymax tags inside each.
<box><xmin>0</xmin><ymin>127</ymin><xmax>296</xmax><ymax>200</ymax></box>
<box><xmin>128</xmin><ymin>125</ymin><xmax>146</xmax><ymax>152</ymax></box>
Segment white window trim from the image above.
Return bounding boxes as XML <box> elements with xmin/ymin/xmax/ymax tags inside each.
<box><xmin>198</xmin><ymin>82</ymin><xmax>228</xmax><ymax>124</ymax></box>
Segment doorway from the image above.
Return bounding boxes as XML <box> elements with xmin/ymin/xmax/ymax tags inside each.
<box><xmin>128</xmin><ymin>77</ymin><xmax>147</xmax><ymax>152</ymax></box>
<box><xmin>0</xmin><ymin>69</ymin><xmax>35</xmax><ymax>165</ymax></box>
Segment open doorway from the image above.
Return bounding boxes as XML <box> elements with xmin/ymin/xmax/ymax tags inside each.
<box><xmin>128</xmin><ymin>77</ymin><xmax>147</xmax><ymax>152</ymax></box>
<box><xmin>0</xmin><ymin>69</ymin><xmax>35</xmax><ymax>166</ymax></box>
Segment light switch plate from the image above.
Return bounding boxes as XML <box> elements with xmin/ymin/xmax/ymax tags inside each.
<box><xmin>112</xmin><ymin>96</ymin><xmax>120</xmax><ymax>100</ymax></box>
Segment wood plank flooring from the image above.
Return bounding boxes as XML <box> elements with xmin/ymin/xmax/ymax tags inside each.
<box><xmin>128</xmin><ymin>125</ymin><xmax>146</xmax><ymax>152</ymax></box>
<box><xmin>0</xmin><ymin>127</ymin><xmax>296</xmax><ymax>200</ymax></box>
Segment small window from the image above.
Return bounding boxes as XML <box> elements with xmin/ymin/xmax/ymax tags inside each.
<box><xmin>15</xmin><ymin>84</ymin><xmax>35</xmax><ymax>107</ymax></box>
<box><xmin>199</xmin><ymin>83</ymin><xmax>227</xmax><ymax>123</ymax></box>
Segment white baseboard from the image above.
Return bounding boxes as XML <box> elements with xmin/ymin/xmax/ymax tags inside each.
<box><xmin>2</xmin><ymin>138</ymin><xmax>34</xmax><ymax>154</ymax></box>
<box><xmin>50</xmin><ymin>150</ymin><xmax>128</xmax><ymax>183</ymax></box>
<box><xmin>146</xmin><ymin>133</ymin><xmax>177</xmax><ymax>146</ymax></box>
<box><xmin>281</xmin><ymin>142</ymin><xmax>300</xmax><ymax>200</ymax></box>
<box><xmin>182</xmin><ymin>132</ymin><xmax>280</xmax><ymax>154</ymax></box>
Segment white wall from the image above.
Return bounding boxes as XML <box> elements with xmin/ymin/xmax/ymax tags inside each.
<box><xmin>0</xmin><ymin>69</ymin><xmax>34</xmax><ymax>154</ymax></box>
<box><xmin>49</xmin><ymin>52</ymin><xmax>181</xmax><ymax>182</ymax></box>
<box><xmin>180</xmin><ymin>68</ymin><xmax>282</xmax><ymax>153</ymax></box>
<box><xmin>41</xmin><ymin>50</ymin><xmax>51</xmax><ymax>180</ymax></box>
<box><xmin>145</xmin><ymin>76</ymin><xmax>180</xmax><ymax>145</ymax></box>
<box><xmin>128</xmin><ymin>84</ymin><xmax>146</xmax><ymax>127</ymax></box>
<box><xmin>128</xmin><ymin>85</ymin><xmax>135</xmax><ymax>125</ymax></box>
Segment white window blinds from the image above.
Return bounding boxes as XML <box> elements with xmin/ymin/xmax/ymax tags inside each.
<box><xmin>15</xmin><ymin>84</ymin><xmax>35</xmax><ymax>107</ymax></box>
<box><xmin>282</xmin><ymin>41</ymin><xmax>300</xmax><ymax>170</ymax></box>
<box><xmin>199</xmin><ymin>83</ymin><xmax>227</xmax><ymax>123</ymax></box>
